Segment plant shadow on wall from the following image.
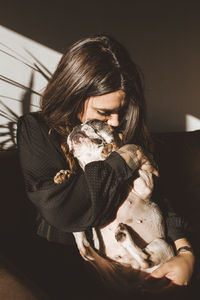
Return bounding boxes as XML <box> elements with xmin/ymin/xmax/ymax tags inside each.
<box><xmin>0</xmin><ymin>47</ymin><xmax>51</xmax><ymax>150</ymax></box>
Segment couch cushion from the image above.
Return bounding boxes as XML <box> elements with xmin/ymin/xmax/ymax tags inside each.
<box><xmin>0</xmin><ymin>150</ymin><xmax>35</xmax><ymax>236</ymax></box>
<box><xmin>153</xmin><ymin>130</ymin><xmax>200</xmax><ymax>245</ymax></box>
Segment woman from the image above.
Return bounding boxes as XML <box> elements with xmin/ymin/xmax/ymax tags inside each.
<box><xmin>17</xmin><ymin>34</ymin><xmax>194</xmax><ymax>298</ymax></box>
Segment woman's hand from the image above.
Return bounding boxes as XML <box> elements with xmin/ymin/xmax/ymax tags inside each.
<box><xmin>145</xmin><ymin>238</ymin><xmax>195</xmax><ymax>291</ymax></box>
<box><xmin>150</xmin><ymin>250</ymin><xmax>195</xmax><ymax>286</ymax></box>
<box><xmin>117</xmin><ymin>144</ymin><xmax>158</xmax><ymax>176</ymax></box>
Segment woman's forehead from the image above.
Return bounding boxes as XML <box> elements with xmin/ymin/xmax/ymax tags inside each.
<box><xmin>90</xmin><ymin>90</ymin><xmax>125</xmax><ymax>110</ymax></box>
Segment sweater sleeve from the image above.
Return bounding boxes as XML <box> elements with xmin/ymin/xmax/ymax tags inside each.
<box><xmin>17</xmin><ymin>113</ymin><xmax>133</xmax><ymax>232</ymax></box>
<box><xmin>152</xmin><ymin>178</ymin><xmax>191</xmax><ymax>242</ymax></box>
<box><xmin>162</xmin><ymin>198</ymin><xmax>192</xmax><ymax>242</ymax></box>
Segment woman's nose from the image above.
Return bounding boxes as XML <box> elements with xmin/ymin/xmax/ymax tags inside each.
<box><xmin>107</xmin><ymin>114</ymin><xmax>119</xmax><ymax>127</ymax></box>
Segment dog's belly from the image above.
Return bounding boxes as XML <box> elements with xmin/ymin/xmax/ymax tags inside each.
<box><xmin>99</xmin><ymin>191</ymin><xmax>165</xmax><ymax>262</ymax></box>
<box><xmin>117</xmin><ymin>191</ymin><xmax>165</xmax><ymax>243</ymax></box>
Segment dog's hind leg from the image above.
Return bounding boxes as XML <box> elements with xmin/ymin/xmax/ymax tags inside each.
<box><xmin>144</xmin><ymin>238</ymin><xmax>174</xmax><ymax>267</ymax></box>
<box><xmin>115</xmin><ymin>223</ymin><xmax>150</xmax><ymax>269</ymax></box>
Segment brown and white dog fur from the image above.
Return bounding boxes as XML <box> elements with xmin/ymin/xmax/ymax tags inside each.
<box><xmin>54</xmin><ymin>120</ymin><xmax>174</xmax><ymax>292</ymax></box>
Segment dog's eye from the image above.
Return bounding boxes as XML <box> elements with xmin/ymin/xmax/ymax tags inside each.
<box><xmin>92</xmin><ymin>138</ymin><xmax>103</xmax><ymax>145</ymax></box>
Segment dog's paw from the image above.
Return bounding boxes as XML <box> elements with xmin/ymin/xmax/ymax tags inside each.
<box><xmin>133</xmin><ymin>170</ymin><xmax>153</xmax><ymax>200</ymax></box>
<box><xmin>54</xmin><ymin>170</ymin><xmax>73</xmax><ymax>184</ymax></box>
<box><xmin>115</xmin><ymin>223</ymin><xmax>127</xmax><ymax>242</ymax></box>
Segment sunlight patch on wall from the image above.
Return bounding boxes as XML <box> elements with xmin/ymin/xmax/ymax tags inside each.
<box><xmin>0</xmin><ymin>25</ymin><xmax>62</xmax><ymax>149</ymax></box>
<box><xmin>186</xmin><ymin>114</ymin><xmax>200</xmax><ymax>131</ymax></box>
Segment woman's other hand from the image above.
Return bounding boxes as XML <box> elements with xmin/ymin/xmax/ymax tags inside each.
<box><xmin>117</xmin><ymin>144</ymin><xmax>159</xmax><ymax>176</ymax></box>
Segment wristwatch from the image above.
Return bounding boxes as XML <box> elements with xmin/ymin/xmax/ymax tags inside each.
<box><xmin>176</xmin><ymin>246</ymin><xmax>193</xmax><ymax>255</ymax></box>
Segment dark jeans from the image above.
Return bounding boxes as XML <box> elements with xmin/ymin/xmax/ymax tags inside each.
<box><xmin>1</xmin><ymin>234</ymin><xmax>105</xmax><ymax>300</ymax></box>
<box><xmin>1</xmin><ymin>234</ymin><xmax>199</xmax><ymax>300</ymax></box>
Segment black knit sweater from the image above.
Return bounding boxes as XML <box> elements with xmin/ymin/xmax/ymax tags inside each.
<box><xmin>17</xmin><ymin>112</ymin><xmax>189</xmax><ymax>245</ymax></box>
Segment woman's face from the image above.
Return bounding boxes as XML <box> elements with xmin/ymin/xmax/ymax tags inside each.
<box><xmin>78</xmin><ymin>90</ymin><xmax>126</xmax><ymax>127</ymax></box>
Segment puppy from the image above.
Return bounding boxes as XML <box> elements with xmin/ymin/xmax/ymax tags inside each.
<box><xmin>54</xmin><ymin>120</ymin><xmax>174</xmax><ymax>292</ymax></box>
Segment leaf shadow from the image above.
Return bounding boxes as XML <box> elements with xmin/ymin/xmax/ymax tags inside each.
<box><xmin>0</xmin><ymin>71</ymin><xmax>37</xmax><ymax>149</ymax></box>
<box><xmin>0</xmin><ymin>43</ymin><xmax>53</xmax><ymax>150</ymax></box>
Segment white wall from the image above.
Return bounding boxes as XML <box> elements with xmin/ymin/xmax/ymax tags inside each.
<box><xmin>0</xmin><ymin>26</ymin><xmax>61</xmax><ymax>149</ymax></box>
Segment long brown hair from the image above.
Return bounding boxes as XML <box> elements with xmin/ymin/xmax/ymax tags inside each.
<box><xmin>40</xmin><ymin>34</ymin><xmax>152</xmax><ymax>152</ymax></box>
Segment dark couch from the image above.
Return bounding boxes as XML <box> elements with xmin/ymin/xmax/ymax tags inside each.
<box><xmin>0</xmin><ymin>130</ymin><xmax>200</xmax><ymax>299</ymax></box>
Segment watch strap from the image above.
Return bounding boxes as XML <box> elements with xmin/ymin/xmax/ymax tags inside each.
<box><xmin>176</xmin><ymin>246</ymin><xmax>193</xmax><ymax>255</ymax></box>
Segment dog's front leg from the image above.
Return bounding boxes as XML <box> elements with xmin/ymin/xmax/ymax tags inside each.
<box><xmin>133</xmin><ymin>169</ymin><xmax>154</xmax><ymax>201</ymax></box>
<box><xmin>73</xmin><ymin>232</ymin><xmax>94</xmax><ymax>261</ymax></box>
<box><xmin>115</xmin><ymin>223</ymin><xmax>150</xmax><ymax>269</ymax></box>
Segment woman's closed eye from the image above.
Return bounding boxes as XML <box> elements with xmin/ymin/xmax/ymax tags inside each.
<box><xmin>97</xmin><ymin>110</ymin><xmax>111</xmax><ymax>117</ymax></box>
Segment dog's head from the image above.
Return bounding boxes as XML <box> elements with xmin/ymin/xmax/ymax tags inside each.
<box><xmin>67</xmin><ymin>120</ymin><xmax>121</xmax><ymax>169</ymax></box>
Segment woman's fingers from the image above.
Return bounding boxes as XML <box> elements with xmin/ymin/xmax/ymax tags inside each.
<box><xmin>140</xmin><ymin>160</ymin><xmax>159</xmax><ymax>177</ymax></box>
<box><xmin>117</xmin><ymin>144</ymin><xmax>159</xmax><ymax>176</ymax></box>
